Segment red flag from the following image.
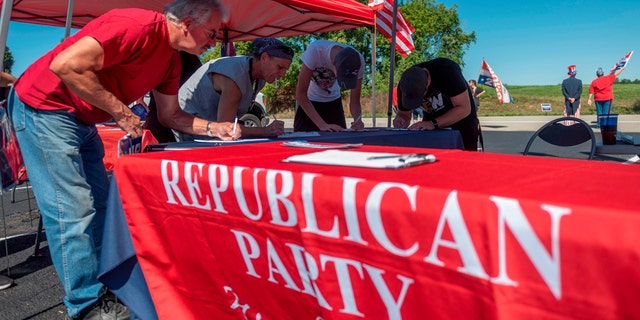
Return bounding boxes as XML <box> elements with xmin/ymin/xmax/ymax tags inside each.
<box><xmin>373</xmin><ymin>0</ymin><xmax>415</xmax><ymax>57</ymax></box>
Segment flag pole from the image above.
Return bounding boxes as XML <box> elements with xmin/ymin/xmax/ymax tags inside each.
<box><xmin>386</xmin><ymin>0</ymin><xmax>399</xmax><ymax>127</ymax></box>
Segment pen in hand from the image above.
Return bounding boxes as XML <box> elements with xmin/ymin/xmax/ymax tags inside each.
<box><xmin>232</xmin><ymin>116</ymin><xmax>238</xmax><ymax>140</ymax></box>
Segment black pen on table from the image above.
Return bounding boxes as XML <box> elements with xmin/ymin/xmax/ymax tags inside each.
<box><xmin>367</xmin><ymin>154</ymin><xmax>437</xmax><ymax>162</ymax></box>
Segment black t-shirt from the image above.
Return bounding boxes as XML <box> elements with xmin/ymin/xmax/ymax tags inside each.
<box><xmin>398</xmin><ymin>58</ymin><xmax>479</xmax><ymax>150</ymax></box>
<box><xmin>399</xmin><ymin>58</ymin><xmax>474</xmax><ymax>119</ymax></box>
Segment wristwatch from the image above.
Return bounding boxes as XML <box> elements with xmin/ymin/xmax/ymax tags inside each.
<box><xmin>430</xmin><ymin>119</ymin><xmax>439</xmax><ymax>129</ymax></box>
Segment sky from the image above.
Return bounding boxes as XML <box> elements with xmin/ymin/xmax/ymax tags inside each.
<box><xmin>4</xmin><ymin>0</ymin><xmax>640</xmax><ymax>86</ymax></box>
<box><xmin>5</xmin><ymin>22</ymin><xmax>75</xmax><ymax>78</ymax></box>
<box><xmin>439</xmin><ymin>0</ymin><xmax>640</xmax><ymax>85</ymax></box>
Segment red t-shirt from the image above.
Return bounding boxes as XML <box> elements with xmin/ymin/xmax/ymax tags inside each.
<box><xmin>15</xmin><ymin>8</ymin><xmax>181</xmax><ymax>124</ymax></box>
<box><xmin>588</xmin><ymin>74</ymin><xmax>617</xmax><ymax>101</ymax></box>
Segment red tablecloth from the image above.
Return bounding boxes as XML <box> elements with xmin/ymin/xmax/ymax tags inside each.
<box><xmin>97</xmin><ymin>124</ymin><xmax>157</xmax><ymax>170</ymax></box>
<box><xmin>113</xmin><ymin>142</ymin><xmax>640</xmax><ymax>320</ymax></box>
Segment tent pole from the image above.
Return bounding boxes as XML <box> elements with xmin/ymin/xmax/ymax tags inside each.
<box><xmin>64</xmin><ymin>0</ymin><xmax>75</xmax><ymax>38</ymax></box>
<box><xmin>222</xmin><ymin>27</ymin><xmax>228</xmax><ymax>56</ymax></box>
<box><xmin>386</xmin><ymin>0</ymin><xmax>399</xmax><ymax>127</ymax></box>
<box><xmin>0</xmin><ymin>0</ymin><xmax>14</xmax><ymax>72</ymax></box>
<box><xmin>371</xmin><ymin>21</ymin><xmax>377</xmax><ymax>127</ymax></box>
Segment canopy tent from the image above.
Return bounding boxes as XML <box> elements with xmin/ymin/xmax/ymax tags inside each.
<box><xmin>0</xmin><ymin>0</ymin><xmax>374</xmax><ymax>42</ymax></box>
<box><xmin>0</xmin><ymin>0</ymin><xmax>401</xmax><ymax>125</ymax></box>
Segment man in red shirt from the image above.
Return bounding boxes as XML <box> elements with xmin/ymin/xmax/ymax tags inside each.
<box><xmin>587</xmin><ymin>66</ymin><xmax>626</xmax><ymax>119</ymax></box>
<box><xmin>8</xmin><ymin>1</ymin><xmax>239</xmax><ymax>319</ymax></box>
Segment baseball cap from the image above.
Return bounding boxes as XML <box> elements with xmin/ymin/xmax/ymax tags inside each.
<box><xmin>253</xmin><ymin>38</ymin><xmax>294</xmax><ymax>61</ymax></box>
<box><xmin>567</xmin><ymin>65</ymin><xmax>577</xmax><ymax>76</ymax></box>
<box><xmin>398</xmin><ymin>66</ymin><xmax>428</xmax><ymax>111</ymax></box>
<box><xmin>596</xmin><ymin>67</ymin><xmax>604</xmax><ymax>76</ymax></box>
<box><xmin>334</xmin><ymin>47</ymin><xmax>361</xmax><ymax>89</ymax></box>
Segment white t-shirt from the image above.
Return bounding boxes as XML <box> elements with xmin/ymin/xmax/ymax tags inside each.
<box><xmin>300</xmin><ymin>40</ymin><xmax>365</xmax><ymax>102</ymax></box>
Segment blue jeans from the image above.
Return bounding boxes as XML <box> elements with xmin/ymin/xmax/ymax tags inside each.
<box><xmin>8</xmin><ymin>90</ymin><xmax>109</xmax><ymax>317</ymax></box>
<box><xmin>595</xmin><ymin>100</ymin><xmax>612</xmax><ymax>116</ymax></box>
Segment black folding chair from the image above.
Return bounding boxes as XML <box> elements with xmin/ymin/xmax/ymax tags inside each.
<box><xmin>523</xmin><ymin>117</ymin><xmax>596</xmax><ymax>160</ymax></box>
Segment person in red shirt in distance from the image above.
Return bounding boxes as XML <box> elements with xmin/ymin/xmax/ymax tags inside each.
<box><xmin>587</xmin><ymin>66</ymin><xmax>626</xmax><ymax>126</ymax></box>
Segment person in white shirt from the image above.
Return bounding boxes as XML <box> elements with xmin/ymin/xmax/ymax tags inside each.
<box><xmin>294</xmin><ymin>40</ymin><xmax>365</xmax><ymax>132</ymax></box>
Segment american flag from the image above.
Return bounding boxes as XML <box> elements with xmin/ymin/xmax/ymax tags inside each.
<box><xmin>610</xmin><ymin>51</ymin><xmax>633</xmax><ymax>74</ymax></box>
<box><xmin>220</xmin><ymin>41</ymin><xmax>235</xmax><ymax>57</ymax></box>
<box><xmin>369</xmin><ymin>0</ymin><xmax>415</xmax><ymax>57</ymax></box>
<box><xmin>478</xmin><ymin>59</ymin><xmax>513</xmax><ymax>104</ymax></box>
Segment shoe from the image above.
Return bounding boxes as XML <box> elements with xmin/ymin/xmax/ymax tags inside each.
<box><xmin>67</xmin><ymin>290</ymin><xmax>130</xmax><ymax>320</ymax></box>
<box><xmin>0</xmin><ymin>275</ymin><xmax>13</xmax><ymax>290</ymax></box>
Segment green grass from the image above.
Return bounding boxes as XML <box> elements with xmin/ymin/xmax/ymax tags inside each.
<box><xmin>272</xmin><ymin>83</ymin><xmax>640</xmax><ymax>118</ymax></box>
<box><xmin>478</xmin><ymin>83</ymin><xmax>640</xmax><ymax>116</ymax></box>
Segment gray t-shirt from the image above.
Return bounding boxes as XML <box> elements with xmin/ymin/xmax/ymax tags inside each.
<box><xmin>175</xmin><ymin>56</ymin><xmax>265</xmax><ymax>141</ymax></box>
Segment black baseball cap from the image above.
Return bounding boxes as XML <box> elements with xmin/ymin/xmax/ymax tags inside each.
<box><xmin>334</xmin><ymin>47</ymin><xmax>361</xmax><ymax>89</ymax></box>
<box><xmin>398</xmin><ymin>66</ymin><xmax>428</xmax><ymax>110</ymax></box>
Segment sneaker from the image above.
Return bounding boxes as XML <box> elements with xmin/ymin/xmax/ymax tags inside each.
<box><xmin>68</xmin><ymin>291</ymin><xmax>130</xmax><ymax>320</ymax></box>
<box><xmin>0</xmin><ymin>275</ymin><xmax>12</xmax><ymax>290</ymax></box>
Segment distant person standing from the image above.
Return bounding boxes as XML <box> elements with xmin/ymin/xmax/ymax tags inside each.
<box><xmin>561</xmin><ymin>65</ymin><xmax>582</xmax><ymax>117</ymax></box>
<box><xmin>587</xmin><ymin>66</ymin><xmax>626</xmax><ymax>121</ymax></box>
<box><xmin>468</xmin><ymin>79</ymin><xmax>485</xmax><ymax>111</ymax></box>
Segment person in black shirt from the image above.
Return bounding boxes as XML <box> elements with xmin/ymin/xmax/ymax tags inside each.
<box><xmin>144</xmin><ymin>51</ymin><xmax>203</xmax><ymax>142</ymax></box>
<box><xmin>393</xmin><ymin>58</ymin><xmax>479</xmax><ymax>151</ymax></box>
<box><xmin>468</xmin><ymin>79</ymin><xmax>485</xmax><ymax>111</ymax></box>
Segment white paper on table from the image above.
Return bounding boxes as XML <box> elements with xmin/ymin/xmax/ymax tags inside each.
<box><xmin>194</xmin><ymin>138</ymin><xmax>271</xmax><ymax>143</ymax></box>
<box><xmin>282</xmin><ymin>149</ymin><xmax>436</xmax><ymax>169</ymax></box>
<box><xmin>282</xmin><ymin>141</ymin><xmax>363</xmax><ymax>149</ymax></box>
<box><xmin>278</xmin><ymin>131</ymin><xmax>321</xmax><ymax>138</ymax></box>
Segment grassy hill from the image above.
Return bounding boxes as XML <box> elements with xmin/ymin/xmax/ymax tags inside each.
<box><xmin>472</xmin><ymin>83</ymin><xmax>640</xmax><ymax>117</ymax></box>
<box><xmin>272</xmin><ymin>83</ymin><xmax>640</xmax><ymax>118</ymax></box>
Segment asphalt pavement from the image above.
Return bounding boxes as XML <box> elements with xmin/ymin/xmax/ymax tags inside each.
<box><xmin>1</xmin><ymin>115</ymin><xmax>638</xmax><ymax>319</ymax></box>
